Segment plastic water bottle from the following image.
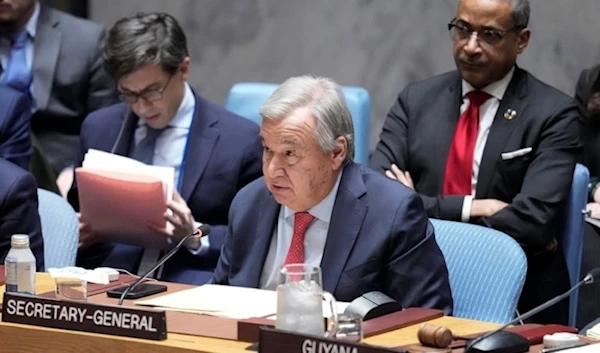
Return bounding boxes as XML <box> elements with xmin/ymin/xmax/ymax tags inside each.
<box><xmin>4</xmin><ymin>234</ymin><xmax>36</xmax><ymax>294</ymax></box>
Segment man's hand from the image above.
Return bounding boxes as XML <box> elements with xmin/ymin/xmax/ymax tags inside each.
<box><xmin>78</xmin><ymin>213</ymin><xmax>98</xmax><ymax>249</ymax></box>
<box><xmin>385</xmin><ymin>164</ymin><xmax>415</xmax><ymax>190</ymax></box>
<box><xmin>151</xmin><ymin>190</ymin><xmax>201</xmax><ymax>250</ymax></box>
<box><xmin>470</xmin><ymin>199</ymin><xmax>509</xmax><ymax>218</ymax></box>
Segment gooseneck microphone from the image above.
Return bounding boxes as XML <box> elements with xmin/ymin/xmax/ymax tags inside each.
<box><xmin>116</xmin><ymin>224</ymin><xmax>212</xmax><ymax>305</ymax></box>
<box><xmin>465</xmin><ymin>267</ymin><xmax>600</xmax><ymax>353</ymax></box>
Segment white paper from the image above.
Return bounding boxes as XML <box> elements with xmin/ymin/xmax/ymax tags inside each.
<box><xmin>558</xmin><ymin>344</ymin><xmax>600</xmax><ymax>352</ymax></box>
<box><xmin>134</xmin><ymin>284</ymin><xmax>279</xmax><ymax>319</ymax></box>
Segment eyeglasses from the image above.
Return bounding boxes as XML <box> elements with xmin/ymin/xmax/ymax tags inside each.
<box><xmin>447</xmin><ymin>21</ymin><xmax>523</xmax><ymax>46</ymax></box>
<box><xmin>118</xmin><ymin>74</ymin><xmax>173</xmax><ymax>104</ymax></box>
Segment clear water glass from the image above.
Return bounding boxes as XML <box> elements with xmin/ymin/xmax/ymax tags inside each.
<box><xmin>276</xmin><ymin>264</ymin><xmax>338</xmax><ymax>337</ymax></box>
<box><xmin>55</xmin><ymin>277</ymin><xmax>87</xmax><ymax>301</ymax></box>
<box><xmin>335</xmin><ymin>313</ymin><xmax>363</xmax><ymax>343</ymax></box>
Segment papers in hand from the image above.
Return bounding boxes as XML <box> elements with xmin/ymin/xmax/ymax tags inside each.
<box><xmin>135</xmin><ymin>285</ymin><xmax>278</xmax><ymax>319</ymax></box>
<box><xmin>76</xmin><ymin>149</ymin><xmax>175</xmax><ymax>249</ymax></box>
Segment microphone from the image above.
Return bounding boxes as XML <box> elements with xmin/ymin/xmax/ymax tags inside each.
<box><xmin>464</xmin><ymin>267</ymin><xmax>600</xmax><ymax>353</ymax></box>
<box><xmin>116</xmin><ymin>223</ymin><xmax>212</xmax><ymax>305</ymax></box>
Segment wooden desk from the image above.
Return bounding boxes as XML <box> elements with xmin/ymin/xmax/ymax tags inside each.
<box><xmin>0</xmin><ymin>274</ymin><xmax>500</xmax><ymax>353</ymax></box>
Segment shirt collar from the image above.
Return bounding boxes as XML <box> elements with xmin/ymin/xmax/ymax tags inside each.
<box><xmin>25</xmin><ymin>1</ymin><xmax>40</xmax><ymax>39</ymax></box>
<box><xmin>283</xmin><ymin>170</ymin><xmax>343</xmax><ymax>223</ymax></box>
<box><xmin>138</xmin><ymin>82</ymin><xmax>195</xmax><ymax>129</ymax></box>
<box><xmin>462</xmin><ymin>66</ymin><xmax>515</xmax><ymax>101</ymax></box>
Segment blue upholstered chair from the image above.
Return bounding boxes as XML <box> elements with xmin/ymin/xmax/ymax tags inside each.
<box><xmin>37</xmin><ymin>189</ymin><xmax>79</xmax><ymax>269</ymax></box>
<box><xmin>560</xmin><ymin>163</ymin><xmax>589</xmax><ymax>327</ymax></box>
<box><xmin>225</xmin><ymin>82</ymin><xmax>371</xmax><ymax>164</ymax></box>
<box><xmin>430</xmin><ymin>219</ymin><xmax>527</xmax><ymax>323</ymax></box>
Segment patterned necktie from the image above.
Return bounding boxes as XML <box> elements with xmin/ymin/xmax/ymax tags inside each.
<box><xmin>443</xmin><ymin>90</ymin><xmax>492</xmax><ymax>195</ymax></box>
<box><xmin>284</xmin><ymin>212</ymin><xmax>315</xmax><ymax>265</ymax></box>
<box><xmin>1</xmin><ymin>30</ymin><xmax>32</xmax><ymax>94</ymax></box>
<box><xmin>134</xmin><ymin>125</ymin><xmax>165</xmax><ymax>277</ymax></box>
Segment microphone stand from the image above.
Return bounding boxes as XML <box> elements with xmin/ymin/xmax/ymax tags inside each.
<box><xmin>117</xmin><ymin>225</ymin><xmax>210</xmax><ymax>305</ymax></box>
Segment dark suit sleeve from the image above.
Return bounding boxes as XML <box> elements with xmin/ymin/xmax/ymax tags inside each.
<box><xmin>385</xmin><ymin>192</ymin><xmax>453</xmax><ymax>314</ymax></box>
<box><xmin>86</xmin><ymin>27</ymin><xmax>117</xmax><ymax>112</ymax></box>
<box><xmin>210</xmin><ymin>203</ymin><xmax>236</xmax><ymax>285</ymax></box>
<box><xmin>0</xmin><ymin>172</ymin><xmax>44</xmax><ymax>271</ymax></box>
<box><xmin>370</xmin><ymin>88</ymin><xmax>465</xmax><ymax>221</ymax></box>
<box><xmin>479</xmin><ymin>101</ymin><xmax>581</xmax><ymax>249</ymax></box>
<box><xmin>0</xmin><ymin>93</ymin><xmax>32</xmax><ymax>170</ymax></box>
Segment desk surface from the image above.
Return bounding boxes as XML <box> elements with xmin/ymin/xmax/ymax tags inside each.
<box><xmin>0</xmin><ymin>274</ymin><xmax>501</xmax><ymax>353</ymax></box>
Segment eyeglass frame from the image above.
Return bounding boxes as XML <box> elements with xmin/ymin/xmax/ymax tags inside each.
<box><xmin>447</xmin><ymin>19</ymin><xmax>525</xmax><ymax>47</ymax></box>
<box><xmin>117</xmin><ymin>73</ymin><xmax>174</xmax><ymax>104</ymax></box>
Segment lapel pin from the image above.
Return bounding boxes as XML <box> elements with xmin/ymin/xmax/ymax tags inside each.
<box><xmin>504</xmin><ymin>109</ymin><xmax>517</xmax><ymax>120</ymax></box>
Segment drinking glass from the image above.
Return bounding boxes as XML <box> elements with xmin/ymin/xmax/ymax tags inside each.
<box><xmin>276</xmin><ymin>264</ymin><xmax>338</xmax><ymax>337</ymax></box>
<box><xmin>335</xmin><ymin>313</ymin><xmax>363</xmax><ymax>343</ymax></box>
<box><xmin>55</xmin><ymin>277</ymin><xmax>87</xmax><ymax>301</ymax></box>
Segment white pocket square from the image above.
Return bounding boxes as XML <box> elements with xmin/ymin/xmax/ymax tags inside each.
<box><xmin>501</xmin><ymin>147</ymin><xmax>532</xmax><ymax>160</ymax></box>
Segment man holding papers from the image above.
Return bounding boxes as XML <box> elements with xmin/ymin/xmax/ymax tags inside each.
<box><xmin>67</xmin><ymin>13</ymin><xmax>262</xmax><ymax>285</ymax></box>
<box><xmin>212</xmin><ymin>76</ymin><xmax>453</xmax><ymax>313</ymax></box>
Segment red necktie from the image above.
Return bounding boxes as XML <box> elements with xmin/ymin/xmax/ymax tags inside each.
<box><xmin>284</xmin><ymin>212</ymin><xmax>315</xmax><ymax>265</ymax></box>
<box><xmin>443</xmin><ymin>90</ymin><xmax>491</xmax><ymax>195</ymax></box>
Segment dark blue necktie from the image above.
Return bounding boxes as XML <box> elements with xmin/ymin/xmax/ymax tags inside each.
<box><xmin>1</xmin><ymin>30</ymin><xmax>32</xmax><ymax>94</ymax></box>
<box><xmin>133</xmin><ymin>125</ymin><xmax>165</xmax><ymax>277</ymax></box>
<box><xmin>131</xmin><ymin>126</ymin><xmax>164</xmax><ymax>165</ymax></box>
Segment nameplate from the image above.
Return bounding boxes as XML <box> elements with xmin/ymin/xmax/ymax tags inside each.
<box><xmin>258</xmin><ymin>327</ymin><xmax>403</xmax><ymax>353</ymax></box>
<box><xmin>2</xmin><ymin>292</ymin><xmax>167</xmax><ymax>340</ymax></box>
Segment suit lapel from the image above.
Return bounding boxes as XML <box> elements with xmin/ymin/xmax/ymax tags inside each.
<box><xmin>180</xmin><ymin>94</ymin><xmax>219</xmax><ymax>201</ymax></box>
<box><xmin>246</xmin><ymin>193</ymin><xmax>280</xmax><ymax>287</ymax></box>
<box><xmin>320</xmin><ymin>163</ymin><xmax>368</xmax><ymax>293</ymax></box>
<box><xmin>433</xmin><ymin>75</ymin><xmax>463</xmax><ymax>192</ymax></box>
<box><xmin>476</xmin><ymin>68</ymin><xmax>528</xmax><ymax>197</ymax></box>
<box><xmin>32</xmin><ymin>5</ymin><xmax>60</xmax><ymax>111</ymax></box>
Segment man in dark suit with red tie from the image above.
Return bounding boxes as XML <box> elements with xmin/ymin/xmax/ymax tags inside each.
<box><xmin>370</xmin><ymin>0</ymin><xmax>581</xmax><ymax>324</ymax></box>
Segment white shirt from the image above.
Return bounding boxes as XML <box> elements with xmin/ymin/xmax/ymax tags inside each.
<box><xmin>460</xmin><ymin>67</ymin><xmax>515</xmax><ymax>222</ymax></box>
<box><xmin>259</xmin><ymin>171</ymin><xmax>343</xmax><ymax>290</ymax></box>
<box><xmin>134</xmin><ymin>82</ymin><xmax>208</xmax><ymax>253</ymax></box>
<box><xmin>0</xmin><ymin>1</ymin><xmax>39</xmax><ymax>103</ymax></box>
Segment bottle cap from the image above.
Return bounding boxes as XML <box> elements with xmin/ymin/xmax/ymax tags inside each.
<box><xmin>11</xmin><ymin>234</ymin><xmax>30</xmax><ymax>248</ymax></box>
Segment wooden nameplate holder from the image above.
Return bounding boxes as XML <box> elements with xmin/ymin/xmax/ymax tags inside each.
<box><xmin>2</xmin><ymin>292</ymin><xmax>167</xmax><ymax>340</ymax></box>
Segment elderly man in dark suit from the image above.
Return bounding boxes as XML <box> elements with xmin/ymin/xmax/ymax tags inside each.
<box><xmin>0</xmin><ymin>0</ymin><xmax>117</xmax><ymax>188</ymax></box>
<box><xmin>212</xmin><ymin>75</ymin><xmax>453</xmax><ymax>313</ymax></box>
<box><xmin>0</xmin><ymin>85</ymin><xmax>31</xmax><ymax>169</ymax></box>
<box><xmin>0</xmin><ymin>157</ymin><xmax>44</xmax><ymax>270</ymax></box>
<box><xmin>370</xmin><ymin>0</ymin><xmax>581</xmax><ymax>324</ymax></box>
<box><xmin>68</xmin><ymin>13</ymin><xmax>263</xmax><ymax>285</ymax></box>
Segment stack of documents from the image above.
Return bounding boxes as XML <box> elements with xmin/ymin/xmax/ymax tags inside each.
<box><xmin>76</xmin><ymin>149</ymin><xmax>175</xmax><ymax>249</ymax></box>
<box><xmin>134</xmin><ymin>284</ymin><xmax>349</xmax><ymax>320</ymax></box>
<box><xmin>135</xmin><ymin>285</ymin><xmax>279</xmax><ymax>319</ymax></box>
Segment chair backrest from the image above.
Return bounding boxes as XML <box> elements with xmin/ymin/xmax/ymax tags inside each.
<box><xmin>225</xmin><ymin>82</ymin><xmax>371</xmax><ymax>164</ymax></box>
<box><xmin>37</xmin><ymin>189</ymin><xmax>79</xmax><ymax>269</ymax></box>
<box><xmin>430</xmin><ymin>219</ymin><xmax>527</xmax><ymax>323</ymax></box>
<box><xmin>560</xmin><ymin>163</ymin><xmax>589</xmax><ymax>327</ymax></box>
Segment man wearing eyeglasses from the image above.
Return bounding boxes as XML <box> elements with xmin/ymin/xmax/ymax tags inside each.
<box><xmin>67</xmin><ymin>13</ymin><xmax>263</xmax><ymax>285</ymax></box>
<box><xmin>370</xmin><ymin>0</ymin><xmax>581</xmax><ymax>324</ymax></box>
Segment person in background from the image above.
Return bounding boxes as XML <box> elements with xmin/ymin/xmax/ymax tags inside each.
<box><xmin>0</xmin><ymin>0</ymin><xmax>117</xmax><ymax>193</ymax></box>
<box><xmin>212</xmin><ymin>75</ymin><xmax>453</xmax><ymax>314</ymax></box>
<box><xmin>68</xmin><ymin>12</ymin><xmax>263</xmax><ymax>285</ymax></box>
<box><xmin>370</xmin><ymin>0</ymin><xmax>581</xmax><ymax>324</ymax></box>
<box><xmin>0</xmin><ymin>84</ymin><xmax>31</xmax><ymax>169</ymax></box>
<box><xmin>0</xmin><ymin>157</ymin><xmax>44</xmax><ymax>270</ymax></box>
<box><xmin>574</xmin><ymin>63</ymin><xmax>600</xmax><ymax>328</ymax></box>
